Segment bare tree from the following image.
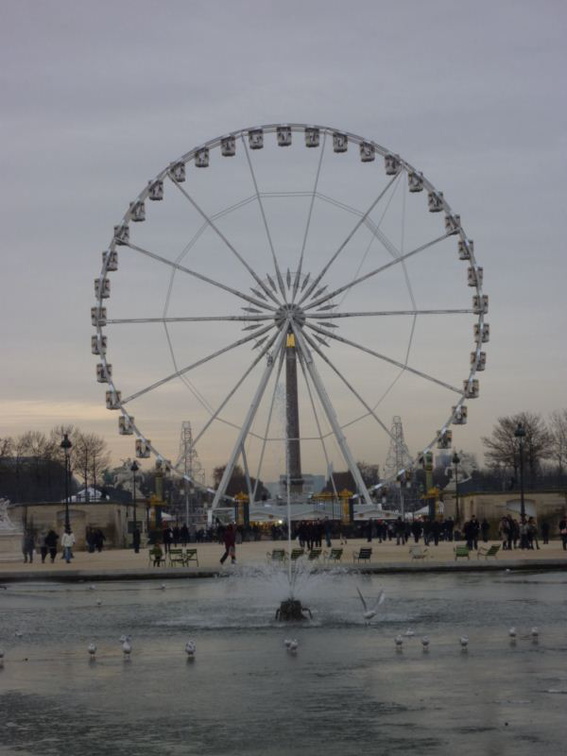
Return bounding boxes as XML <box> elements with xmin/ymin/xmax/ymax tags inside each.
<box><xmin>549</xmin><ymin>409</ymin><xmax>567</xmax><ymax>475</ymax></box>
<box><xmin>71</xmin><ymin>431</ymin><xmax>111</xmax><ymax>499</ymax></box>
<box><xmin>482</xmin><ymin>411</ymin><xmax>553</xmax><ymax>481</ymax></box>
<box><xmin>357</xmin><ymin>461</ymin><xmax>381</xmax><ymax>487</ymax></box>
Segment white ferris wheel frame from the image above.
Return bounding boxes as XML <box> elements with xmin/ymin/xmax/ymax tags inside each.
<box><xmin>92</xmin><ymin>123</ymin><xmax>488</xmax><ymax>510</ymax></box>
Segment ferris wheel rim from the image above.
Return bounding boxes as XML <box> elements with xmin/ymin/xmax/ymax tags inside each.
<box><xmin>93</xmin><ymin>122</ymin><xmax>487</xmax><ymax>496</ymax></box>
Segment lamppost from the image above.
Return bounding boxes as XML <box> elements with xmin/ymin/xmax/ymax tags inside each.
<box><xmin>60</xmin><ymin>433</ymin><xmax>72</xmax><ymax>532</ymax></box>
<box><xmin>452</xmin><ymin>451</ymin><xmax>460</xmax><ymax>526</ymax></box>
<box><xmin>514</xmin><ymin>422</ymin><xmax>526</xmax><ymax>520</ymax></box>
<box><xmin>131</xmin><ymin>460</ymin><xmax>140</xmax><ymax>553</ymax></box>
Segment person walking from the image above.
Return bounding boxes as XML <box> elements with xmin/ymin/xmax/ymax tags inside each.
<box><xmin>39</xmin><ymin>531</ymin><xmax>49</xmax><ymax>563</ymax></box>
<box><xmin>61</xmin><ymin>528</ymin><xmax>75</xmax><ymax>564</ymax></box>
<box><xmin>220</xmin><ymin>523</ymin><xmax>236</xmax><ymax>565</ymax></box>
<box><xmin>324</xmin><ymin>517</ymin><xmax>332</xmax><ymax>548</ymax></box>
<box><xmin>527</xmin><ymin>517</ymin><xmax>540</xmax><ymax>550</ymax></box>
<box><xmin>45</xmin><ymin>529</ymin><xmax>59</xmax><ymax>563</ymax></box>
<box><xmin>541</xmin><ymin>520</ymin><xmax>550</xmax><ymax>545</ymax></box>
<box><xmin>499</xmin><ymin>516</ymin><xmax>511</xmax><ymax>550</ymax></box>
<box><xmin>22</xmin><ymin>529</ymin><xmax>35</xmax><ymax>563</ymax></box>
<box><xmin>463</xmin><ymin>516</ymin><xmax>480</xmax><ymax>550</ymax></box>
<box><xmin>559</xmin><ymin>517</ymin><xmax>567</xmax><ymax>551</ymax></box>
<box><xmin>162</xmin><ymin>526</ymin><xmax>173</xmax><ymax>554</ymax></box>
<box><xmin>395</xmin><ymin>516</ymin><xmax>405</xmax><ymax>545</ymax></box>
<box><xmin>519</xmin><ymin>516</ymin><xmax>529</xmax><ymax>550</ymax></box>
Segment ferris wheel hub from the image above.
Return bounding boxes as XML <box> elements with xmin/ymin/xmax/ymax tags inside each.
<box><xmin>274</xmin><ymin>303</ymin><xmax>306</xmax><ymax>330</ymax></box>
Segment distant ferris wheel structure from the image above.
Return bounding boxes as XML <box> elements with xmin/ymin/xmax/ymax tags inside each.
<box><xmin>92</xmin><ymin>123</ymin><xmax>488</xmax><ymax>510</ymax></box>
<box><xmin>383</xmin><ymin>416</ymin><xmax>414</xmax><ymax>481</ymax></box>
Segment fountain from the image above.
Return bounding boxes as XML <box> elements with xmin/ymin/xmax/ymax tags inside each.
<box><xmin>275</xmin><ymin>598</ymin><xmax>312</xmax><ymax>621</ymax></box>
<box><xmin>0</xmin><ymin>498</ymin><xmax>23</xmax><ymax>563</ymax></box>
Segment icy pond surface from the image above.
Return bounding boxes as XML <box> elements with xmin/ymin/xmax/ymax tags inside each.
<box><xmin>1</xmin><ymin>568</ymin><xmax>566</xmax><ymax>755</ymax></box>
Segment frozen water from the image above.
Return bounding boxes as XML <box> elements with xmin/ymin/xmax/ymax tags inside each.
<box><xmin>0</xmin><ymin>569</ymin><xmax>566</xmax><ymax>755</ymax></box>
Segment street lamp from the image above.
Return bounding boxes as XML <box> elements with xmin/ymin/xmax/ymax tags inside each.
<box><xmin>514</xmin><ymin>422</ymin><xmax>526</xmax><ymax>520</ymax></box>
<box><xmin>452</xmin><ymin>451</ymin><xmax>460</xmax><ymax>526</ymax></box>
<box><xmin>60</xmin><ymin>433</ymin><xmax>72</xmax><ymax>532</ymax></box>
<box><xmin>131</xmin><ymin>460</ymin><xmax>140</xmax><ymax>553</ymax></box>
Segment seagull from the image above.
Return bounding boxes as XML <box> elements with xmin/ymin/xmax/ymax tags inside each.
<box><xmin>459</xmin><ymin>635</ymin><xmax>469</xmax><ymax>650</ymax></box>
<box><xmin>356</xmin><ymin>587</ymin><xmax>385</xmax><ymax>623</ymax></box>
<box><xmin>88</xmin><ymin>584</ymin><xmax>96</xmax><ymax>591</ymax></box>
<box><xmin>14</xmin><ymin>630</ymin><xmax>23</xmax><ymax>639</ymax></box>
<box><xmin>287</xmin><ymin>639</ymin><xmax>299</xmax><ymax>653</ymax></box>
<box><xmin>509</xmin><ymin>627</ymin><xmax>517</xmax><ymax>642</ymax></box>
<box><xmin>160</xmin><ymin>583</ymin><xmax>166</xmax><ymax>591</ymax></box>
<box><xmin>96</xmin><ymin>599</ymin><xmax>102</xmax><ymax>607</ymax></box>
<box><xmin>88</xmin><ymin>642</ymin><xmax>97</xmax><ymax>660</ymax></box>
<box><xmin>121</xmin><ymin>636</ymin><xmax>132</xmax><ymax>659</ymax></box>
<box><xmin>185</xmin><ymin>640</ymin><xmax>196</xmax><ymax>658</ymax></box>
<box><xmin>421</xmin><ymin>636</ymin><xmax>430</xmax><ymax>650</ymax></box>
<box><xmin>394</xmin><ymin>634</ymin><xmax>404</xmax><ymax>649</ymax></box>
<box><xmin>404</xmin><ymin>628</ymin><xmax>415</xmax><ymax>637</ymax></box>
<box><xmin>531</xmin><ymin>626</ymin><xmax>539</xmax><ymax>639</ymax></box>
<box><xmin>283</xmin><ymin>639</ymin><xmax>292</xmax><ymax>648</ymax></box>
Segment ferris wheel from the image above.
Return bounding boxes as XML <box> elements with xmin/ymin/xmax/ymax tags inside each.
<box><xmin>92</xmin><ymin>123</ymin><xmax>488</xmax><ymax>509</ymax></box>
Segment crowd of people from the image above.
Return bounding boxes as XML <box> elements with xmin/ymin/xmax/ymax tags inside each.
<box><xmin>20</xmin><ymin>525</ymin><xmax>88</xmax><ymax>564</ymax></box>
<box><xmin>18</xmin><ymin>512</ymin><xmax>567</xmax><ymax>563</ymax></box>
<box><xmin>361</xmin><ymin>516</ymin><xmax>457</xmax><ymax>546</ymax></box>
<box><xmin>497</xmin><ymin>514</ymin><xmax>546</xmax><ymax>551</ymax></box>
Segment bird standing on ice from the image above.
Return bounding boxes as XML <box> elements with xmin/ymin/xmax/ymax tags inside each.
<box><xmin>185</xmin><ymin>641</ymin><xmax>196</xmax><ymax>658</ymax></box>
<box><xmin>356</xmin><ymin>587</ymin><xmax>385</xmax><ymax>623</ymax></box>
<box><xmin>88</xmin><ymin>642</ymin><xmax>97</xmax><ymax>660</ymax></box>
<box><xmin>121</xmin><ymin>636</ymin><xmax>132</xmax><ymax>659</ymax></box>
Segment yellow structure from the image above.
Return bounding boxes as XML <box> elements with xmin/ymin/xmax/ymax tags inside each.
<box><xmin>234</xmin><ymin>492</ymin><xmax>249</xmax><ymax>526</ymax></box>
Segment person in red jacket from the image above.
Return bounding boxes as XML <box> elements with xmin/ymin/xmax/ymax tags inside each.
<box><xmin>220</xmin><ymin>523</ymin><xmax>236</xmax><ymax>564</ymax></box>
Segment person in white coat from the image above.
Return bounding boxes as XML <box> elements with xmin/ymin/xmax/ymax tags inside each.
<box><xmin>61</xmin><ymin>529</ymin><xmax>75</xmax><ymax>564</ymax></box>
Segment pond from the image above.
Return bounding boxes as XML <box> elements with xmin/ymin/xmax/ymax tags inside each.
<box><xmin>1</xmin><ymin>568</ymin><xmax>566</xmax><ymax>755</ymax></box>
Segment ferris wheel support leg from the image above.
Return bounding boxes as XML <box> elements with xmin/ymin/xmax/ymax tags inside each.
<box><xmin>211</xmin><ymin>328</ymin><xmax>287</xmax><ymax>512</ymax></box>
<box><xmin>240</xmin><ymin>444</ymin><xmax>255</xmax><ymax>503</ymax></box>
<box><xmin>292</xmin><ymin>325</ymin><xmax>373</xmax><ymax>507</ymax></box>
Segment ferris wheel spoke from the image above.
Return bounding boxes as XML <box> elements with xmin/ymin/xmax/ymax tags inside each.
<box><xmin>307</xmin><ymin>307</ymin><xmax>474</xmax><ymax>320</ymax></box>
<box><xmin>298</xmin><ymin>174</ymin><xmax>400</xmax><ymax>305</ymax></box>
<box><xmin>306</xmin><ymin>322</ymin><xmax>462</xmax><ymax>395</ymax></box>
<box><xmin>293</xmin><ymin>130</ymin><xmax>328</xmax><ymax>302</ymax></box>
<box><xmin>126</xmin><ymin>241</ymin><xmax>277</xmax><ymax>312</ymax></box>
<box><xmin>122</xmin><ymin>324</ymin><xmax>274</xmax><ymax>404</ymax></box>
<box><xmin>171</xmin><ymin>179</ymin><xmax>280</xmax><ymax>306</ymax></box>
<box><xmin>192</xmin><ymin>330</ymin><xmax>281</xmax><ymax>447</ymax></box>
<box><xmin>241</xmin><ymin>135</ymin><xmax>287</xmax><ymax>301</ymax></box>
<box><xmin>300</xmin><ymin>328</ymin><xmax>394</xmax><ymax>440</ymax></box>
<box><xmin>106</xmin><ymin>314</ymin><xmax>272</xmax><ymax>325</ymax></box>
<box><xmin>303</xmin><ymin>231</ymin><xmax>451</xmax><ymax>312</ymax></box>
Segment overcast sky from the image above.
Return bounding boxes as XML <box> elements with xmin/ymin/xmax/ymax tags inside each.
<box><xmin>1</xmin><ymin>0</ymin><xmax>566</xmax><ymax>485</ymax></box>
